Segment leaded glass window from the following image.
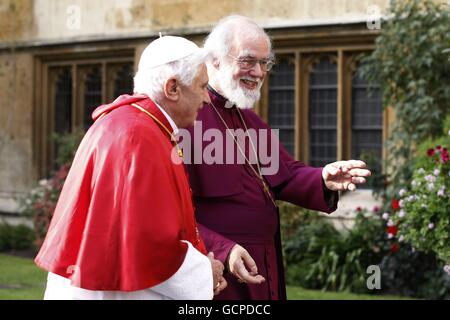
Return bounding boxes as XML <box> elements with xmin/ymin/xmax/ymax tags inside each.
<box><xmin>113</xmin><ymin>63</ymin><xmax>134</xmax><ymax>98</ymax></box>
<box><xmin>268</xmin><ymin>56</ymin><xmax>295</xmax><ymax>155</ymax></box>
<box><xmin>53</xmin><ymin>67</ymin><xmax>73</xmax><ymax>135</ymax></box>
<box><xmin>351</xmin><ymin>66</ymin><xmax>382</xmax><ymax>176</ymax></box>
<box><xmin>309</xmin><ymin>58</ymin><xmax>337</xmax><ymax>167</ymax></box>
<box><xmin>81</xmin><ymin>65</ymin><xmax>102</xmax><ymax>130</ymax></box>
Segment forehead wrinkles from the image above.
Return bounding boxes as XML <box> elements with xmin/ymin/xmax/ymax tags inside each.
<box><xmin>231</xmin><ymin>30</ymin><xmax>269</xmax><ymax>54</ymax></box>
<box><xmin>234</xmin><ymin>42</ymin><xmax>270</xmax><ymax>59</ymax></box>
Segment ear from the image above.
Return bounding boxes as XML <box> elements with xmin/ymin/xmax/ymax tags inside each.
<box><xmin>163</xmin><ymin>77</ymin><xmax>179</xmax><ymax>101</ymax></box>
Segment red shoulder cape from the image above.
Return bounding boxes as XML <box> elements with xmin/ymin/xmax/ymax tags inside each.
<box><xmin>35</xmin><ymin>95</ymin><xmax>206</xmax><ymax>291</ymax></box>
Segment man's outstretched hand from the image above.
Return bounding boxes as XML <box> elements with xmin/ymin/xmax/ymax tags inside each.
<box><xmin>322</xmin><ymin>160</ymin><xmax>371</xmax><ymax>192</ymax></box>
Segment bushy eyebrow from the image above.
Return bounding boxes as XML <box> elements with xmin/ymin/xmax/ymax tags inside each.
<box><xmin>237</xmin><ymin>52</ymin><xmax>273</xmax><ymax>60</ymax></box>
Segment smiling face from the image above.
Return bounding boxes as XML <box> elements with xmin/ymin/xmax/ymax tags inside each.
<box><xmin>214</xmin><ymin>35</ymin><xmax>271</xmax><ymax>109</ymax></box>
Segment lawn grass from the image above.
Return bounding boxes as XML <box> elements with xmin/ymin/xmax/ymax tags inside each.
<box><xmin>0</xmin><ymin>253</ymin><xmax>411</xmax><ymax>300</ymax></box>
<box><xmin>0</xmin><ymin>253</ymin><xmax>46</xmax><ymax>300</ymax></box>
<box><xmin>286</xmin><ymin>285</ymin><xmax>412</xmax><ymax>300</ymax></box>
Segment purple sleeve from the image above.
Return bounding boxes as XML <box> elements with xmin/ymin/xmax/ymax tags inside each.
<box><xmin>275</xmin><ymin>146</ymin><xmax>338</xmax><ymax>214</ymax></box>
<box><xmin>197</xmin><ymin>223</ymin><xmax>236</xmax><ymax>264</ymax></box>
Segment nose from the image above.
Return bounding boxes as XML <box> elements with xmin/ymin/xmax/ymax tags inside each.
<box><xmin>250</xmin><ymin>62</ymin><xmax>264</xmax><ymax>78</ymax></box>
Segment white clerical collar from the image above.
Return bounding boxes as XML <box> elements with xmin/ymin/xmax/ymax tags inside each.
<box><xmin>208</xmin><ymin>84</ymin><xmax>236</xmax><ymax>109</ymax></box>
<box><xmin>154</xmin><ymin>102</ymin><xmax>179</xmax><ymax>134</ymax></box>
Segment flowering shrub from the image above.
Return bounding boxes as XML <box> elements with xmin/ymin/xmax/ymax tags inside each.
<box><xmin>285</xmin><ymin>206</ymin><xmax>389</xmax><ymax>293</ymax></box>
<box><xmin>392</xmin><ymin>145</ymin><xmax>450</xmax><ymax>265</ymax></box>
<box><xmin>19</xmin><ymin>164</ymin><xmax>70</xmax><ymax>247</ymax></box>
<box><xmin>18</xmin><ymin>129</ymin><xmax>83</xmax><ymax>248</ymax></box>
<box><xmin>284</xmin><ymin>202</ymin><xmax>450</xmax><ymax>298</ymax></box>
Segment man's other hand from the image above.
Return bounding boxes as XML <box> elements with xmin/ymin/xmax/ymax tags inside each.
<box><xmin>227</xmin><ymin>244</ymin><xmax>265</xmax><ymax>284</ymax></box>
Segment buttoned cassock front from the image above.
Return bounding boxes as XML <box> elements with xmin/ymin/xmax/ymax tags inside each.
<box><xmin>185</xmin><ymin>88</ymin><xmax>338</xmax><ymax>300</ymax></box>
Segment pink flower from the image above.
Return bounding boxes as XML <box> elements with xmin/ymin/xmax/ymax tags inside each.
<box><xmin>428</xmin><ymin>223</ymin><xmax>435</xmax><ymax>230</ymax></box>
<box><xmin>441</xmin><ymin>148</ymin><xmax>449</xmax><ymax>163</ymax></box>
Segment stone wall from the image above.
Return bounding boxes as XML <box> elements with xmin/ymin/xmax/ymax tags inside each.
<box><xmin>1</xmin><ymin>0</ymin><xmax>391</xmax><ymax>44</ymax></box>
<box><xmin>0</xmin><ymin>52</ymin><xmax>34</xmax><ymax>212</ymax></box>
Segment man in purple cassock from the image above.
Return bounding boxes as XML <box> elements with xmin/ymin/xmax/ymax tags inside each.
<box><xmin>184</xmin><ymin>15</ymin><xmax>372</xmax><ymax>300</ymax></box>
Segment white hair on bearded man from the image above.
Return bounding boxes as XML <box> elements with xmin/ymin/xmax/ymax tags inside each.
<box><xmin>203</xmin><ymin>15</ymin><xmax>273</xmax><ymax>60</ymax></box>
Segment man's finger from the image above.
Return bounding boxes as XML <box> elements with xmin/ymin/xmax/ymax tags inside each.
<box><xmin>348</xmin><ymin>168</ymin><xmax>371</xmax><ymax>177</ymax></box>
<box><xmin>342</xmin><ymin>160</ymin><xmax>367</xmax><ymax>169</ymax></box>
<box><xmin>328</xmin><ymin>166</ymin><xmax>339</xmax><ymax>176</ymax></box>
<box><xmin>240</xmin><ymin>274</ymin><xmax>265</xmax><ymax>284</ymax></box>
<box><xmin>214</xmin><ymin>277</ymin><xmax>227</xmax><ymax>295</ymax></box>
<box><xmin>241</xmin><ymin>250</ymin><xmax>258</xmax><ymax>275</ymax></box>
<box><xmin>352</xmin><ymin>177</ymin><xmax>366</xmax><ymax>184</ymax></box>
<box><xmin>236</xmin><ymin>266</ymin><xmax>265</xmax><ymax>284</ymax></box>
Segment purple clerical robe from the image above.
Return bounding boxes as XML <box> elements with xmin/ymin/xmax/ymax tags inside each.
<box><xmin>185</xmin><ymin>87</ymin><xmax>338</xmax><ymax>300</ymax></box>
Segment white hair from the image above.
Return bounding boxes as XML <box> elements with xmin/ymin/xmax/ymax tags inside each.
<box><xmin>204</xmin><ymin>15</ymin><xmax>273</xmax><ymax>61</ymax></box>
<box><xmin>133</xmin><ymin>49</ymin><xmax>209</xmax><ymax>101</ymax></box>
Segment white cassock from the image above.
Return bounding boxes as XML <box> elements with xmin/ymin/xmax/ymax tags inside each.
<box><xmin>43</xmin><ymin>241</ymin><xmax>213</xmax><ymax>300</ymax></box>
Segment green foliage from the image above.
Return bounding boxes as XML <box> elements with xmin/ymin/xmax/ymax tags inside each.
<box><xmin>284</xmin><ymin>206</ymin><xmax>450</xmax><ymax>298</ymax></box>
<box><xmin>379</xmin><ymin>246</ymin><xmax>450</xmax><ymax>299</ymax></box>
<box><xmin>52</xmin><ymin>129</ymin><xmax>84</xmax><ymax>168</ymax></box>
<box><xmin>284</xmin><ymin>208</ymin><xmax>388</xmax><ymax>293</ymax></box>
<box><xmin>0</xmin><ymin>220</ymin><xmax>35</xmax><ymax>252</ymax></box>
<box><xmin>393</xmin><ymin>141</ymin><xmax>450</xmax><ymax>264</ymax></box>
<box><xmin>279</xmin><ymin>201</ymin><xmax>324</xmax><ymax>243</ymax></box>
<box><xmin>360</xmin><ymin>0</ymin><xmax>450</xmax><ymax>198</ymax></box>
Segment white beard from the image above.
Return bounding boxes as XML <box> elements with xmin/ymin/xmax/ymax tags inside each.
<box><xmin>215</xmin><ymin>63</ymin><xmax>262</xmax><ymax>109</ymax></box>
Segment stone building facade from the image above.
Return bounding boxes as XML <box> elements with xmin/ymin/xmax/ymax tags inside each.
<box><xmin>1</xmin><ymin>0</ymin><xmax>404</xmax><ymax>222</ymax></box>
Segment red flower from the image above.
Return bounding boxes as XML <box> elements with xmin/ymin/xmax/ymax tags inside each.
<box><xmin>427</xmin><ymin>148</ymin><xmax>435</xmax><ymax>156</ymax></box>
<box><xmin>441</xmin><ymin>148</ymin><xmax>449</xmax><ymax>163</ymax></box>
<box><xmin>391</xmin><ymin>243</ymin><xmax>399</xmax><ymax>253</ymax></box>
<box><xmin>387</xmin><ymin>225</ymin><xmax>398</xmax><ymax>236</ymax></box>
<box><xmin>373</xmin><ymin>206</ymin><xmax>380</xmax><ymax>213</ymax></box>
<box><xmin>436</xmin><ymin>145</ymin><xmax>442</xmax><ymax>151</ymax></box>
<box><xmin>356</xmin><ymin>206</ymin><xmax>362</xmax><ymax>212</ymax></box>
<box><xmin>391</xmin><ymin>199</ymin><xmax>400</xmax><ymax>211</ymax></box>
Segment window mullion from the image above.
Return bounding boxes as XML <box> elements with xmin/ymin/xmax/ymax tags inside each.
<box><xmin>71</xmin><ymin>64</ymin><xmax>78</xmax><ymax>131</ymax></box>
<box><xmin>337</xmin><ymin>50</ymin><xmax>344</xmax><ymax>161</ymax></box>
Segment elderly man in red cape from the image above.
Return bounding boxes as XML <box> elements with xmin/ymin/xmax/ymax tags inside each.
<box><xmin>184</xmin><ymin>16</ymin><xmax>372</xmax><ymax>300</ymax></box>
<box><xmin>35</xmin><ymin>36</ymin><xmax>226</xmax><ymax>299</ymax></box>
